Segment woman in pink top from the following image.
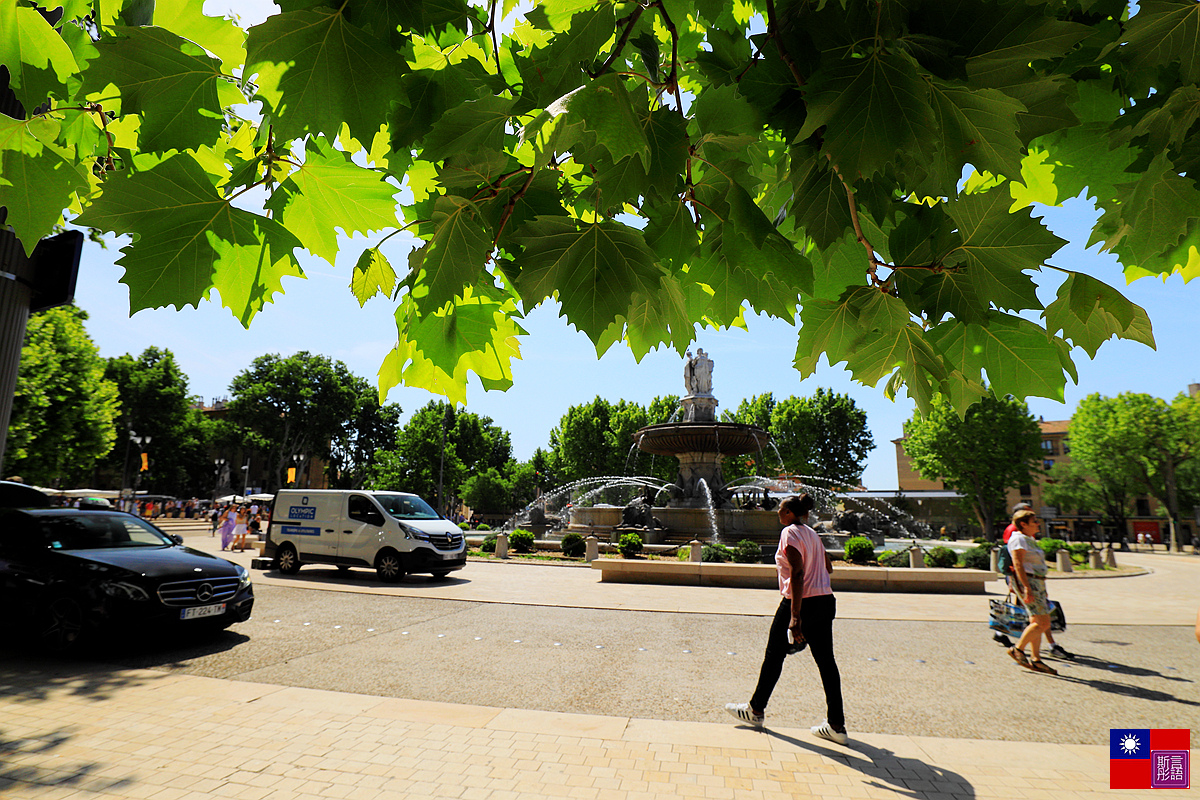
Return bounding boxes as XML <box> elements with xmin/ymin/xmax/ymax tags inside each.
<box><xmin>725</xmin><ymin>494</ymin><xmax>847</xmax><ymax>744</ymax></box>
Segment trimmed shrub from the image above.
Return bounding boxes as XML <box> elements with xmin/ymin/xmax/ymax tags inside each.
<box><xmin>926</xmin><ymin>546</ymin><xmax>958</xmax><ymax>568</ymax></box>
<box><xmin>1068</xmin><ymin>542</ymin><xmax>1092</xmax><ymax>563</ymax></box>
<box><xmin>458</xmin><ymin>521</ymin><xmax>470</xmax><ymax>531</ymax></box>
<box><xmin>677</xmin><ymin>546</ymin><xmax>692</xmax><ymax>561</ymax></box>
<box><xmin>844</xmin><ymin>536</ymin><xmax>875</xmax><ymax>564</ymax></box>
<box><xmin>618</xmin><ymin>532</ymin><xmax>644</xmax><ymax>558</ymax></box>
<box><xmin>733</xmin><ymin>539</ymin><xmax>762</xmax><ymax>564</ymax></box>
<box><xmin>560</xmin><ymin>532</ymin><xmax>586</xmax><ymax>558</ymax></box>
<box><xmin>476</xmin><ymin>523</ymin><xmax>491</xmax><ymax>531</ymax></box>
<box><xmin>509</xmin><ymin>529</ymin><xmax>535</xmax><ymax>553</ymax></box>
<box><xmin>480</xmin><ymin>535</ymin><xmax>497</xmax><ymax>554</ymax></box>
<box><xmin>878</xmin><ymin>549</ymin><xmax>910</xmax><ymax>568</ymax></box>
<box><xmin>702</xmin><ymin>543</ymin><xmax>731</xmax><ymax>563</ymax></box>
<box><xmin>959</xmin><ymin>545</ymin><xmax>991</xmax><ymax>571</ymax></box>
<box><xmin>972</xmin><ymin>537</ymin><xmax>989</xmax><ymax>545</ymax></box>
<box><xmin>1039</xmin><ymin>538</ymin><xmax>1068</xmax><ymax>562</ymax></box>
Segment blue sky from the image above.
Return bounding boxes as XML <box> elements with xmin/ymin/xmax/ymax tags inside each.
<box><xmin>69</xmin><ymin>0</ymin><xmax>1199</xmax><ymax>492</ymax></box>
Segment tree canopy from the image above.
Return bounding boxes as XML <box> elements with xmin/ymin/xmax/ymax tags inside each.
<box><xmin>902</xmin><ymin>392</ymin><xmax>1042</xmax><ymax>536</ymax></box>
<box><xmin>1069</xmin><ymin>391</ymin><xmax>1200</xmax><ymax>549</ymax></box>
<box><xmin>5</xmin><ymin>305</ymin><xmax>119</xmax><ymax>485</ymax></box>
<box><xmin>549</xmin><ymin>395</ymin><xmax>677</xmax><ymax>483</ymax></box>
<box><xmin>3</xmin><ymin>0</ymin><xmax>1191</xmax><ymax>411</ymax></box>
<box><xmin>721</xmin><ymin>389</ymin><xmax>874</xmax><ymax>484</ymax></box>
<box><xmin>99</xmin><ymin>346</ymin><xmax>213</xmax><ymax>495</ymax></box>
<box><xmin>226</xmin><ymin>350</ymin><xmax>361</xmax><ymax>491</ymax></box>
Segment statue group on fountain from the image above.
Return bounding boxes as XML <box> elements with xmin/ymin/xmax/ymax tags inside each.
<box><xmin>683</xmin><ymin>348</ymin><xmax>714</xmax><ymax>397</ymax></box>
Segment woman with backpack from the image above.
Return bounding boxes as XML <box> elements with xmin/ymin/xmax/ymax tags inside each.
<box><xmin>1006</xmin><ymin>509</ymin><xmax>1060</xmax><ymax>675</ymax></box>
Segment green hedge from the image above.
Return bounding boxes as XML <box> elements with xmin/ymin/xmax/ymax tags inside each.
<box><xmin>702</xmin><ymin>542</ymin><xmax>731</xmax><ymax>562</ymax></box>
<box><xmin>509</xmin><ymin>529</ymin><xmax>535</xmax><ymax>553</ymax></box>
<box><xmin>926</xmin><ymin>546</ymin><xmax>958</xmax><ymax>568</ymax></box>
<box><xmin>618</xmin><ymin>532</ymin><xmax>643</xmax><ymax>558</ymax></box>
<box><xmin>560</xmin><ymin>532</ymin><xmax>586</xmax><ymax>558</ymax></box>
<box><xmin>733</xmin><ymin>539</ymin><xmax>762</xmax><ymax>564</ymax></box>
<box><xmin>480</xmin><ymin>534</ymin><xmax>497</xmax><ymax>553</ymax></box>
<box><xmin>878</xmin><ymin>549</ymin><xmax>910</xmax><ymax>568</ymax></box>
<box><xmin>844</xmin><ymin>536</ymin><xmax>875</xmax><ymax>564</ymax></box>
<box><xmin>959</xmin><ymin>545</ymin><xmax>991</xmax><ymax>571</ymax></box>
<box><xmin>1039</xmin><ymin>538</ymin><xmax>1068</xmax><ymax>561</ymax></box>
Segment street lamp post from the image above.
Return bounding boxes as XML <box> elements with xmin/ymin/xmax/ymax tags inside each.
<box><xmin>241</xmin><ymin>460</ymin><xmax>250</xmax><ymax>497</ymax></box>
<box><xmin>129</xmin><ymin>432</ymin><xmax>151</xmax><ymax>512</ymax></box>
<box><xmin>213</xmin><ymin>457</ymin><xmax>226</xmax><ymax>502</ymax></box>
<box><xmin>291</xmin><ymin>453</ymin><xmax>306</xmax><ymax>488</ymax></box>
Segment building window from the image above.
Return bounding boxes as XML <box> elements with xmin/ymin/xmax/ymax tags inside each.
<box><xmin>1062</xmin><ymin>439</ymin><xmax>1070</xmax><ymax>454</ymax></box>
<box><xmin>1043</xmin><ymin>459</ymin><xmax>1054</xmax><ymax>471</ymax></box>
<box><xmin>1136</xmin><ymin>498</ymin><xmax>1150</xmax><ymax>517</ymax></box>
<box><xmin>1041</xmin><ymin>439</ymin><xmax>1054</xmax><ymax>452</ymax></box>
<box><xmin>1019</xmin><ymin>484</ymin><xmax>1031</xmax><ymax>496</ymax></box>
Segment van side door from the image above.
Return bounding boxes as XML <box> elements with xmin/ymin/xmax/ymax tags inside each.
<box><xmin>342</xmin><ymin>494</ymin><xmax>386</xmax><ymax>563</ymax></box>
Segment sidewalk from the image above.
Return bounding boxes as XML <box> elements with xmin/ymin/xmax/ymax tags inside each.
<box><xmin>4</xmin><ymin>664</ymin><xmax>1195</xmax><ymax>800</ymax></box>
<box><xmin>4</xmin><ymin>532</ymin><xmax>1196</xmax><ymax>799</ymax></box>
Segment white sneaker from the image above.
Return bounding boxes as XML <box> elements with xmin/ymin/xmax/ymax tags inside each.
<box><xmin>724</xmin><ymin>702</ymin><xmax>764</xmax><ymax>728</ymax></box>
<box><xmin>811</xmin><ymin>720</ymin><xmax>848</xmax><ymax>745</ymax></box>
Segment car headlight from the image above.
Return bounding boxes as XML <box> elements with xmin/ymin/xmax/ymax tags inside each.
<box><xmin>400</xmin><ymin>523</ymin><xmax>430</xmax><ymax>541</ymax></box>
<box><xmin>235</xmin><ymin>564</ymin><xmax>252</xmax><ymax>590</ymax></box>
<box><xmin>100</xmin><ymin>580</ymin><xmax>151</xmax><ymax>601</ymax></box>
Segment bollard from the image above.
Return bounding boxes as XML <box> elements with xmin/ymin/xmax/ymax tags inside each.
<box><xmin>989</xmin><ymin>548</ymin><xmax>1000</xmax><ymax>573</ymax></box>
<box><xmin>909</xmin><ymin>548</ymin><xmax>924</xmax><ymax>568</ymax></box>
<box><xmin>496</xmin><ymin>531</ymin><xmax>509</xmax><ymax>559</ymax></box>
<box><xmin>1056</xmin><ymin>548</ymin><xmax>1072</xmax><ymax>573</ymax></box>
<box><xmin>689</xmin><ymin>540</ymin><xmax>703</xmax><ymax>562</ymax></box>
<box><xmin>585</xmin><ymin>535</ymin><xmax>599</xmax><ymax>562</ymax></box>
<box><xmin>1090</xmin><ymin>550</ymin><xmax>1103</xmax><ymax>569</ymax></box>
<box><xmin>1105</xmin><ymin>548</ymin><xmax>1117</xmax><ymax>568</ymax></box>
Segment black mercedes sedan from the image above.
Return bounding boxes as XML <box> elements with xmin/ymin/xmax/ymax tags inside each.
<box><xmin>0</xmin><ymin>507</ymin><xmax>254</xmax><ymax>652</ymax></box>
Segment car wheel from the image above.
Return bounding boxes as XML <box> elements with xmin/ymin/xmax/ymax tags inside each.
<box><xmin>38</xmin><ymin>596</ymin><xmax>87</xmax><ymax>653</ymax></box>
<box><xmin>276</xmin><ymin>544</ymin><xmax>301</xmax><ymax>574</ymax></box>
<box><xmin>430</xmin><ymin>570</ymin><xmax>451</xmax><ymax>579</ymax></box>
<box><xmin>376</xmin><ymin>550</ymin><xmax>405</xmax><ymax>583</ymax></box>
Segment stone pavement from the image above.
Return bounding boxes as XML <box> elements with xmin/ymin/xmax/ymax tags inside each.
<box><xmin>2</xmin><ymin>532</ymin><xmax>1197</xmax><ymax>799</ymax></box>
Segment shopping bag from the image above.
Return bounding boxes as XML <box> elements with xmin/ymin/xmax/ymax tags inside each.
<box><xmin>988</xmin><ymin>597</ymin><xmax>1028</xmax><ymax>637</ymax></box>
<box><xmin>1048</xmin><ymin>600</ymin><xmax>1066</xmax><ymax>632</ymax></box>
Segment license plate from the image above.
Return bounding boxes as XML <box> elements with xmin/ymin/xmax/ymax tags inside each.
<box><xmin>181</xmin><ymin>603</ymin><xmax>226</xmax><ymax>620</ymax></box>
<box><xmin>442</xmin><ymin>551</ymin><xmax>461</xmax><ymax>559</ymax></box>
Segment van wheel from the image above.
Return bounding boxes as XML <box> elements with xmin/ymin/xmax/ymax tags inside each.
<box><xmin>276</xmin><ymin>544</ymin><xmax>301</xmax><ymax>574</ymax></box>
<box><xmin>376</xmin><ymin>550</ymin><xmax>405</xmax><ymax>583</ymax></box>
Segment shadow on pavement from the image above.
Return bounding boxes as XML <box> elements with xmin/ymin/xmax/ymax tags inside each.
<box><xmin>765</xmin><ymin>729</ymin><xmax>975</xmax><ymax>799</ymax></box>
<box><xmin>262</xmin><ymin>567</ymin><xmax>469</xmax><ymax>587</ymax></box>
<box><xmin>1054</xmin><ymin>674</ymin><xmax>1200</xmax><ymax>706</ymax></box>
<box><xmin>1070</xmin><ymin>654</ymin><xmax>1193</xmax><ymax>683</ymax></box>
<box><xmin>0</xmin><ymin>726</ymin><xmax>136</xmax><ymax>796</ymax></box>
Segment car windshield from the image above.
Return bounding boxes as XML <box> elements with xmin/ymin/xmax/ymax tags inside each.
<box><xmin>374</xmin><ymin>493</ymin><xmax>440</xmax><ymax>520</ymax></box>
<box><xmin>39</xmin><ymin>514</ymin><xmax>173</xmax><ymax>550</ymax></box>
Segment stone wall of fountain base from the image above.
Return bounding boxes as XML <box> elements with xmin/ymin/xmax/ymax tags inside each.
<box><xmin>567</xmin><ymin>506</ymin><xmax>884</xmax><ymax>550</ymax></box>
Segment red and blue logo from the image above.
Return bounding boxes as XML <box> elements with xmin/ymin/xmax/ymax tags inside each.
<box><xmin>1110</xmin><ymin>729</ymin><xmax>1190</xmax><ymax>789</ymax></box>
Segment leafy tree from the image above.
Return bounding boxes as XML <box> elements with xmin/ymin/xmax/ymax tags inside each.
<box><xmin>720</xmin><ymin>392</ymin><xmax>777</xmax><ymax>481</ymax></box>
<box><xmin>5</xmin><ymin>306</ymin><xmax>119</xmax><ymax>485</ymax></box>
<box><xmin>97</xmin><ymin>346</ymin><xmax>213</xmax><ymax>495</ymax></box>
<box><xmin>367</xmin><ymin>401</ymin><xmax>512</xmax><ymax>506</ymax></box>
<box><xmin>1041</xmin><ymin>460</ymin><xmax>1129</xmax><ymax>543</ymax></box>
<box><xmin>771</xmin><ymin>390</ymin><xmax>875</xmax><ymax>485</ymax></box>
<box><xmin>227</xmin><ymin>351</ymin><xmax>361</xmax><ymax>491</ymax></box>
<box><xmin>325</xmin><ymin>376</ymin><xmax>402</xmax><ymax>489</ymax></box>
<box><xmin>1070</xmin><ymin>392</ymin><xmax>1200</xmax><ymax>550</ymax></box>
<box><xmin>460</xmin><ymin>466</ymin><xmax>513</xmax><ymax>513</ymax></box>
<box><xmin>902</xmin><ymin>393</ymin><xmax>1042</xmax><ymax>538</ymax></box>
<box><xmin>4</xmin><ymin>0</ymin><xmax>1181</xmax><ymax>413</ymax></box>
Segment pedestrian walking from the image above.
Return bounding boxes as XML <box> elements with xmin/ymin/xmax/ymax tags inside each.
<box><xmin>232</xmin><ymin>505</ymin><xmax>249</xmax><ymax>552</ymax></box>
<box><xmin>1006</xmin><ymin>509</ymin><xmax>1060</xmax><ymax>675</ymax></box>
<box><xmin>724</xmin><ymin>493</ymin><xmax>847</xmax><ymax>744</ymax></box>
<box><xmin>219</xmin><ymin>505</ymin><xmax>237</xmax><ymax>550</ymax></box>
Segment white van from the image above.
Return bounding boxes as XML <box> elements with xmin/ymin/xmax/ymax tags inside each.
<box><xmin>265</xmin><ymin>490</ymin><xmax>466</xmax><ymax>582</ymax></box>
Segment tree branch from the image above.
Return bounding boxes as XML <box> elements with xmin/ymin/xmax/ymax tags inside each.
<box><xmin>590</xmin><ymin>6</ymin><xmax>646</xmax><ymax>79</ymax></box>
<box><xmin>764</xmin><ymin>0</ymin><xmax>806</xmax><ymax>91</ymax></box>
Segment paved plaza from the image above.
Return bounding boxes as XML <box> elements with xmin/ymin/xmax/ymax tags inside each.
<box><xmin>1</xmin><ymin>529</ymin><xmax>1197</xmax><ymax>799</ymax></box>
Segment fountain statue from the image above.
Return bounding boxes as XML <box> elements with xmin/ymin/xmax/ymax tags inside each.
<box><xmin>502</xmin><ymin>349</ymin><xmax>923</xmax><ymax>550</ymax></box>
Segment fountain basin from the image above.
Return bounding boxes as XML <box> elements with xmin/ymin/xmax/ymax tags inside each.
<box><xmin>633</xmin><ymin>422</ymin><xmax>770</xmax><ymax>456</ymax></box>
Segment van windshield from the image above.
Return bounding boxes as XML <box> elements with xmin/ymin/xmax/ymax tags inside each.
<box><xmin>374</xmin><ymin>493</ymin><xmax>440</xmax><ymax>520</ymax></box>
